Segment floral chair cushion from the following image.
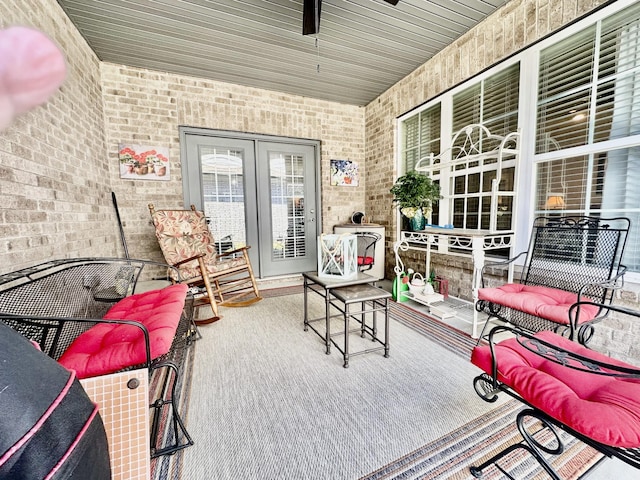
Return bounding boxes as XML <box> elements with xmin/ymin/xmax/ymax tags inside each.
<box><xmin>151</xmin><ymin>208</ymin><xmax>248</xmax><ymax>282</ymax></box>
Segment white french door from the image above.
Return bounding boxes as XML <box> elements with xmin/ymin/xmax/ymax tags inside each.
<box><xmin>181</xmin><ymin>128</ymin><xmax>320</xmax><ymax>278</ymax></box>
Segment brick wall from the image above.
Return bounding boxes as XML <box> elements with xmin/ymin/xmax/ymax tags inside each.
<box><xmin>0</xmin><ymin>0</ymin><xmax>120</xmax><ymax>273</ymax></box>
<box><xmin>101</xmin><ymin>65</ymin><xmax>366</xmax><ymax>264</ymax></box>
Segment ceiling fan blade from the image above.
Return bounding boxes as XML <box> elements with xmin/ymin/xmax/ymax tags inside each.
<box><xmin>303</xmin><ymin>0</ymin><xmax>322</xmax><ymax>35</ymax></box>
<box><xmin>302</xmin><ymin>0</ymin><xmax>397</xmax><ymax>36</ymax></box>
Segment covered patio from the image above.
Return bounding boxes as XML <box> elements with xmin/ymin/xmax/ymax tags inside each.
<box><xmin>1</xmin><ymin>0</ymin><xmax>640</xmax><ymax>478</ymax></box>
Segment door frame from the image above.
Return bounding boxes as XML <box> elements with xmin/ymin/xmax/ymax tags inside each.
<box><xmin>179</xmin><ymin>127</ymin><xmax>323</xmax><ymax>278</ymax></box>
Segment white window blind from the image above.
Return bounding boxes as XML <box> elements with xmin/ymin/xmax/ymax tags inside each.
<box><xmin>402</xmin><ymin>104</ymin><xmax>441</xmax><ymax>173</ymax></box>
<box><xmin>453</xmin><ymin>64</ymin><xmax>520</xmax><ymax>150</ymax></box>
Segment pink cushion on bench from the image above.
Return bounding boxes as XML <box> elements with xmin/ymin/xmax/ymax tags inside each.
<box><xmin>58</xmin><ymin>284</ymin><xmax>188</xmax><ymax>379</ymax></box>
<box><xmin>471</xmin><ymin>331</ymin><xmax>640</xmax><ymax>448</ymax></box>
<box><xmin>478</xmin><ymin>284</ymin><xmax>600</xmax><ymax>325</ymax></box>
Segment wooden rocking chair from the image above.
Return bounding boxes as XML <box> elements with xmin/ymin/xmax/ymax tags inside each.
<box><xmin>149</xmin><ymin>204</ymin><xmax>262</xmax><ymax>324</ymax></box>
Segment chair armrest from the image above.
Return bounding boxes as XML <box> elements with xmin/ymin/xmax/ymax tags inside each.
<box><xmin>569</xmin><ymin>268</ymin><xmax>628</xmax><ymax>336</ymax></box>
<box><xmin>480</xmin><ymin>251</ymin><xmax>527</xmax><ymax>287</ymax></box>
<box><xmin>485</xmin><ymin>321</ymin><xmax>640</xmax><ymax>384</ymax></box>
<box><xmin>576</xmin><ymin>265</ymin><xmax>627</xmax><ymax>300</ymax></box>
<box><xmin>172</xmin><ymin>254</ymin><xmax>205</xmax><ymax>266</ymax></box>
<box><xmin>215</xmin><ymin>245</ymin><xmax>251</xmax><ymax>259</ymax></box>
<box><xmin>93</xmin><ymin>257</ymin><xmax>183</xmax><ymax>290</ymax></box>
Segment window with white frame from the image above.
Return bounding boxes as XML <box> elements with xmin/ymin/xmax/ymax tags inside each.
<box><xmin>398</xmin><ymin>0</ymin><xmax>640</xmax><ymax>274</ymax></box>
<box><xmin>400</xmin><ymin>104</ymin><xmax>442</xmax><ymax>225</ymax></box>
<box><xmin>534</xmin><ymin>2</ymin><xmax>640</xmax><ymax>273</ymax></box>
<box><xmin>402</xmin><ymin>104</ymin><xmax>441</xmax><ymax>173</ymax></box>
<box><xmin>399</xmin><ymin>64</ymin><xmax>519</xmax><ymax>234</ymax></box>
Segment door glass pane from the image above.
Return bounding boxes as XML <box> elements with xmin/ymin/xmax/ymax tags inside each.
<box><xmin>270</xmin><ymin>153</ymin><xmax>306</xmax><ymax>260</ymax></box>
<box><xmin>200</xmin><ymin>147</ymin><xmax>246</xmax><ymax>253</ymax></box>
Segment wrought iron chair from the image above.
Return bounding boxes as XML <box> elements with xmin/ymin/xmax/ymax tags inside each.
<box><xmin>470</xmin><ymin>302</ymin><xmax>640</xmax><ymax>479</ymax></box>
<box><xmin>476</xmin><ymin>216</ymin><xmax>630</xmax><ymax>344</ymax></box>
<box><xmin>355</xmin><ymin>232</ymin><xmax>382</xmax><ymax>274</ymax></box>
<box><xmin>149</xmin><ymin>204</ymin><xmax>262</xmax><ymax>324</ymax></box>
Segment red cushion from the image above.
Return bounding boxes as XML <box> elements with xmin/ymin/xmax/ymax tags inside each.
<box><xmin>58</xmin><ymin>284</ymin><xmax>188</xmax><ymax>379</ymax></box>
<box><xmin>478</xmin><ymin>284</ymin><xmax>600</xmax><ymax>325</ymax></box>
<box><xmin>358</xmin><ymin>256</ymin><xmax>374</xmax><ymax>266</ymax></box>
<box><xmin>471</xmin><ymin>331</ymin><xmax>640</xmax><ymax>448</ymax></box>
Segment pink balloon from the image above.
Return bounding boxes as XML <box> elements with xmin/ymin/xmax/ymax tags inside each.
<box><xmin>0</xmin><ymin>26</ymin><xmax>67</xmax><ymax>130</ymax></box>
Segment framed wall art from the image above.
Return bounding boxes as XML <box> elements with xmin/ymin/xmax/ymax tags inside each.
<box><xmin>330</xmin><ymin>159</ymin><xmax>359</xmax><ymax>186</ymax></box>
<box><xmin>119</xmin><ymin>144</ymin><xmax>170</xmax><ymax>181</ymax></box>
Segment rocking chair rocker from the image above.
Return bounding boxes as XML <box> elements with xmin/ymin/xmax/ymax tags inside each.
<box><xmin>149</xmin><ymin>204</ymin><xmax>262</xmax><ymax>324</ymax></box>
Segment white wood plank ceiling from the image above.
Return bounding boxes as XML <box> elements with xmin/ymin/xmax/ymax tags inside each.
<box><xmin>56</xmin><ymin>0</ymin><xmax>509</xmax><ymax>106</ymax></box>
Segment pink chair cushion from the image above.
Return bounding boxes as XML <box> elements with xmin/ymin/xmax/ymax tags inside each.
<box><xmin>471</xmin><ymin>331</ymin><xmax>640</xmax><ymax>448</ymax></box>
<box><xmin>478</xmin><ymin>284</ymin><xmax>600</xmax><ymax>325</ymax></box>
<box><xmin>358</xmin><ymin>256</ymin><xmax>374</xmax><ymax>266</ymax></box>
<box><xmin>58</xmin><ymin>284</ymin><xmax>188</xmax><ymax>379</ymax></box>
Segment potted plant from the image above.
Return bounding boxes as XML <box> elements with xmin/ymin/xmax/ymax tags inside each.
<box><xmin>390</xmin><ymin>170</ymin><xmax>441</xmax><ymax>231</ymax></box>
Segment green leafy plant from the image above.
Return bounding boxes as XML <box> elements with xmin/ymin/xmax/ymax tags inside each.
<box><xmin>390</xmin><ymin>170</ymin><xmax>441</xmax><ymax>218</ymax></box>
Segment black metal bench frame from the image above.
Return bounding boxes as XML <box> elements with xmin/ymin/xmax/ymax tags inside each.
<box><xmin>0</xmin><ymin>257</ymin><xmax>198</xmax><ymax>458</ymax></box>
<box><xmin>476</xmin><ymin>216</ymin><xmax>630</xmax><ymax>344</ymax></box>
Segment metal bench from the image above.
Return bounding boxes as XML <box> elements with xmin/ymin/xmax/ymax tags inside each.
<box><xmin>0</xmin><ymin>257</ymin><xmax>197</xmax><ymax>458</ymax></box>
<box><xmin>476</xmin><ymin>216</ymin><xmax>630</xmax><ymax>344</ymax></box>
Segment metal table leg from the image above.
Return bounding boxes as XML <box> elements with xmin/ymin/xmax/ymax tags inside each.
<box><xmin>343</xmin><ymin>301</ymin><xmax>350</xmax><ymax>368</ymax></box>
<box><xmin>325</xmin><ymin>286</ymin><xmax>331</xmax><ymax>354</ymax></box>
<box><xmin>303</xmin><ymin>275</ymin><xmax>309</xmax><ymax>331</ymax></box>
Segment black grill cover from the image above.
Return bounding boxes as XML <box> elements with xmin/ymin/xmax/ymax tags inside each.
<box><xmin>0</xmin><ymin>322</ymin><xmax>111</xmax><ymax>479</ymax></box>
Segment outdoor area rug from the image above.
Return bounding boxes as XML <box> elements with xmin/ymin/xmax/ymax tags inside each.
<box><xmin>153</xmin><ymin>286</ymin><xmax>602</xmax><ymax>479</ymax></box>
